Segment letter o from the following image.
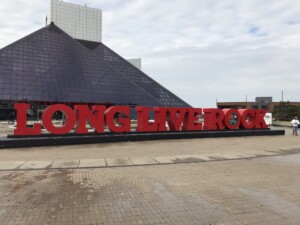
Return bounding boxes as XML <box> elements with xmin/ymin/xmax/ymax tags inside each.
<box><xmin>42</xmin><ymin>104</ymin><xmax>76</xmax><ymax>134</ymax></box>
<box><xmin>223</xmin><ymin>109</ymin><xmax>241</xmax><ymax>129</ymax></box>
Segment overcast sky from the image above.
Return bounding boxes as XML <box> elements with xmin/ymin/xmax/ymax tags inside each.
<box><xmin>1</xmin><ymin>0</ymin><xmax>300</xmax><ymax>107</ymax></box>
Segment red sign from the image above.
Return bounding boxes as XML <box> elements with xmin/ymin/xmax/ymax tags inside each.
<box><xmin>13</xmin><ymin>103</ymin><xmax>268</xmax><ymax>136</ymax></box>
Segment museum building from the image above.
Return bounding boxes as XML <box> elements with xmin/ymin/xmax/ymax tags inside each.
<box><xmin>0</xmin><ymin>0</ymin><xmax>190</xmax><ymax>120</ymax></box>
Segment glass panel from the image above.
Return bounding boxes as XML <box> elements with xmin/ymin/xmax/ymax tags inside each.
<box><xmin>0</xmin><ymin>24</ymin><xmax>190</xmax><ymax>108</ymax></box>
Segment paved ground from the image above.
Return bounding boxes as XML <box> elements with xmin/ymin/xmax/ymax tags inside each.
<box><xmin>1</xmin><ymin>154</ymin><xmax>300</xmax><ymax>225</ymax></box>
<box><xmin>0</xmin><ymin>122</ymin><xmax>14</xmax><ymax>137</ymax></box>
<box><xmin>0</xmin><ymin>123</ymin><xmax>299</xmax><ymax>225</ymax></box>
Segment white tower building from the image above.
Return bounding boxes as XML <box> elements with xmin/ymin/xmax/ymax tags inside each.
<box><xmin>48</xmin><ymin>0</ymin><xmax>102</xmax><ymax>42</ymax></box>
<box><xmin>47</xmin><ymin>0</ymin><xmax>141</xmax><ymax>69</ymax></box>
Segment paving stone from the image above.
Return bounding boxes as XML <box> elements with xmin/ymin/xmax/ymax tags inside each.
<box><xmin>172</xmin><ymin>154</ymin><xmax>207</xmax><ymax>163</ymax></box>
<box><xmin>190</xmin><ymin>154</ymin><xmax>213</xmax><ymax>161</ymax></box>
<box><xmin>152</xmin><ymin>156</ymin><xmax>176</xmax><ymax>164</ymax></box>
<box><xmin>236</xmin><ymin>152</ymin><xmax>260</xmax><ymax>158</ymax></box>
<box><xmin>0</xmin><ymin>126</ymin><xmax>295</xmax><ymax>163</ymax></box>
<box><xmin>130</xmin><ymin>157</ymin><xmax>159</xmax><ymax>165</ymax></box>
<box><xmin>1</xmin><ymin>154</ymin><xmax>300</xmax><ymax>225</ymax></box>
<box><xmin>0</xmin><ymin>161</ymin><xmax>26</xmax><ymax>170</ymax></box>
<box><xmin>79</xmin><ymin>159</ymin><xmax>106</xmax><ymax>168</ymax></box>
<box><xmin>105</xmin><ymin>157</ymin><xmax>134</xmax><ymax>167</ymax></box>
<box><xmin>19</xmin><ymin>160</ymin><xmax>54</xmax><ymax>169</ymax></box>
<box><xmin>261</xmin><ymin>151</ymin><xmax>280</xmax><ymax>156</ymax></box>
<box><xmin>210</xmin><ymin>153</ymin><xmax>242</xmax><ymax>160</ymax></box>
<box><xmin>50</xmin><ymin>160</ymin><xmax>79</xmax><ymax>168</ymax></box>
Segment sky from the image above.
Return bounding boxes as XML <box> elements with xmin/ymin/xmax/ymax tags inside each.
<box><xmin>0</xmin><ymin>0</ymin><xmax>300</xmax><ymax>107</ymax></box>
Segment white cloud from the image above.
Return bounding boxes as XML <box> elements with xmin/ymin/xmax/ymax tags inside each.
<box><xmin>1</xmin><ymin>0</ymin><xmax>300</xmax><ymax>107</ymax></box>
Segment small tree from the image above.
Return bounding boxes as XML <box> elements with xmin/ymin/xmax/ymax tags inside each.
<box><xmin>273</xmin><ymin>102</ymin><xmax>300</xmax><ymax>121</ymax></box>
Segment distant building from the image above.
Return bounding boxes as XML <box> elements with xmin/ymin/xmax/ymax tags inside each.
<box><xmin>127</xmin><ymin>58</ymin><xmax>142</xmax><ymax>70</ymax></box>
<box><xmin>252</xmin><ymin>97</ymin><xmax>273</xmax><ymax>110</ymax></box>
<box><xmin>217</xmin><ymin>97</ymin><xmax>300</xmax><ymax>113</ymax></box>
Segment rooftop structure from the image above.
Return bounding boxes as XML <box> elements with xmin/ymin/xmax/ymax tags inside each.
<box><xmin>48</xmin><ymin>0</ymin><xmax>102</xmax><ymax>42</ymax></box>
<box><xmin>127</xmin><ymin>58</ymin><xmax>142</xmax><ymax>70</ymax></box>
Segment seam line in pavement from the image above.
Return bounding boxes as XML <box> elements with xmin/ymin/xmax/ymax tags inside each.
<box><xmin>47</xmin><ymin>160</ymin><xmax>55</xmax><ymax>169</ymax></box>
<box><xmin>15</xmin><ymin>161</ymin><xmax>27</xmax><ymax>170</ymax></box>
<box><xmin>151</xmin><ymin>157</ymin><xmax>160</xmax><ymax>164</ymax></box>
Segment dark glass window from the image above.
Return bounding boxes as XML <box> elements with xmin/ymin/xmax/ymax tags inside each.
<box><xmin>0</xmin><ymin>24</ymin><xmax>190</xmax><ymax>108</ymax></box>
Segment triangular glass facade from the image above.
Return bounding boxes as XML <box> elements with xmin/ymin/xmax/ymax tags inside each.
<box><xmin>0</xmin><ymin>23</ymin><xmax>190</xmax><ymax>108</ymax></box>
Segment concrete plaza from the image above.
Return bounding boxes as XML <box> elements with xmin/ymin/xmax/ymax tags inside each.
<box><xmin>0</xmin><ymin>125</ymin><xmax>299</xmax><ymax>225</ymax></box>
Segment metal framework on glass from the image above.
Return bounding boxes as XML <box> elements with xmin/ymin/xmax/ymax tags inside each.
<box><xmin>0</xmin><ymin>23</ymin><xmax>190</xmax><ymax>119</ymax></box>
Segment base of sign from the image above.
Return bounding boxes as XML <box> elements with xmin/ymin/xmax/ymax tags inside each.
<box><xmin>0</xmin><ymin>129</ymin><xmax>285</xmax><ymax>149</ymax></box>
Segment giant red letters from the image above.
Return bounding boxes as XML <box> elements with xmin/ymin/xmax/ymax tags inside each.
<box><xmin>14</xmin><ymin>103</ymin><xmax>42</xmax><ymax>136</ymax></box>
<box><xmin>254</xmin><ymin>110</ymin><xmax>268</xmax><ymax>129</ymax></box>
<box><xmin>136</xmin><ymin>107</ymin><xmax>158</xmax><ymax>132</ymax></box>
<box><xmin>222</xmin><ymin>109</ymin><xmax>241</xmax><ymax>129</ymax></box>
<box><xmin>105</xmin><ymin>106</ymin><xmax>131</xmax><ymax>133</ymax></box>
<box><xmin>239</xmin><ymin>109</ymin><xmax>255</xmax><ymax>129</ymax></box>
<box><xmin>166</xmin><ymin>108</ymin><xmax>187</xmax><ymax>131</ymax></box>
<box><xmin>42</xmin><ymin>104</ymin><xmax>76</xmax><ymax>134</ymax></box>
<box><xmin>182</xmin><ymin>108</ymin><xmax>203</xmax><ymax>131</ymax></box>
<box><xmin>12</xmin><ymin>103</ymin><xmax>268</xmax><ymax>136</ymax></box>
<box><xmin>74</xmin><ymin>105</ymin><xmax>106</xmax><ymax>134</ymax></box>
<box><xmin>203</xmin><ymin>108</ymin><xmax>225</xmax><ymax>130</ymax></box>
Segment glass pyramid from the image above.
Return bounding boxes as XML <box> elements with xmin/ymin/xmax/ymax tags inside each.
<box><xmin>0</xmin><ymin>23</ymin><xmax>190</xmax><ymax>108</ymax></box>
